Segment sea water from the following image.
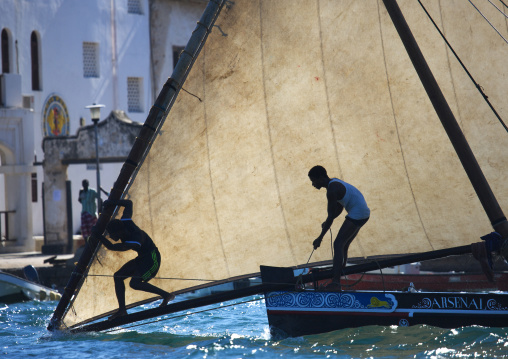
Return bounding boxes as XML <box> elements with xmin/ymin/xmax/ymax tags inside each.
<box><xmin>1</xmin><ymin>294</ymin><xmax>508</xmax><ymax>358</ymax></box>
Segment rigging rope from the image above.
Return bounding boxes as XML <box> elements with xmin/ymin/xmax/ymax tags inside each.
<box><xmin>329</xmin><ymin>228</ymin><xmax>334</xmax><ymax>257</ymax></box>
<box><xmin>487</xmin><ymin>0</ymin><xmax>508</xmax><ymax>19</ymax></box>
<box><xmin>498</xmin><ymin>0</ymin><xmax>508</xmax><ymax>9</ymax></box>
<box><xmin>295</xmin><ymin>249</ymin><xmax>315</xmax><ymax>289</ymax></box>
<box><xmin>84</xmin><ymin>273</ymin><xmax>219</xmax><ymax>282</ymax></box>
<box><xmin>468</xmin><ymin>0</ymin><xmax>508</xmax><ymax>45</ymax></box>
<box><xmin>418</xmin><ymin>0</ymin><xmax>508</xmax><ymax>133</ymax></box>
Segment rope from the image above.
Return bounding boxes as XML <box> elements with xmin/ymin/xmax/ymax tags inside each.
<box><xmin>340</xmin><ymin>272</ymin><xmax>366</xmax><ymax>288</ymax></box>
<box><xmin>373</xmin><ymin>260</ymin><xmax>386</xmax><ymax>293</ymax></box>
<box><xmin>487</xmin><ymin>0</ymin><xmax>508</xmax><ymax>19</ymax></box>
<box><xmin>499</xmin><ymin>0</ymin><xmax>508</xmax><ymax>9</ymax></box>
<box><xmin>418</xmin><ymin>0</ymin><xmax>508</xmax><ymax>133</ymax></box>
<box><xmin>295</xmin><ymin>249</ymin><xmax>315</xmax><ymax>289</ymax></box>
<box><xmin>329</xmin><ymin>228</ymin><xmax>334</xmax><ymax>257</ymax></box>
<box><xmin>468</xmin><ymin>0</ymin><xmax>508</xmax><ymax>45</ymax></box>
<box><xmin>85</xmin><ymin>273</ymin><xmax>219</xmax><ymax>282</ymax></box>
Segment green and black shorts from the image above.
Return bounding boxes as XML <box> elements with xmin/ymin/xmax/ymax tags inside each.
<box><xmin>136</xmin><ymin>248</ymin><xmax>161</xmax><ymax>282</ymax></box>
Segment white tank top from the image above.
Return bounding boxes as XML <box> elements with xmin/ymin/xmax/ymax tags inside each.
<box><xmin>329</xmin><ymin>178</ymin><xmax>370</xmax><ymax>220</ymax></box>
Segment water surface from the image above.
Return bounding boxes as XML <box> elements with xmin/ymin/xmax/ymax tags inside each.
<box><xmin>1</xmin><ymin>295</ymin><xmax>507</xmax><ymax>358</ymax></box>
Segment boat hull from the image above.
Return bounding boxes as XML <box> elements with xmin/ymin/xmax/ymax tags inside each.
<box><xmin>0</xmin><ymin>272</ymin><xmax>61</xmax><ymax>304</ymax></box>
<box><xmin>264</xmin><ymin>290</ymin><xmax>508</xmax><ymax>338</ymax></box>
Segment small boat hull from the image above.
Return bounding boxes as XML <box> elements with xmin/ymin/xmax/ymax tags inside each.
<box><xmin>264</xmin><ymin>289</ymin><xmax>508</xmax><ymax>337</ymax></box>
<box><xmin>0</xmin><ymin>271</ymin><xmax>61</xmax><ymax>304</ymax></box>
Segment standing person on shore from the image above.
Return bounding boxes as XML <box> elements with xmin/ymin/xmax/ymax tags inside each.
<box><xmin>78</xmin><ymin>179</ymin><xmax>98</xmax><ymax>239</ymax></box>
<box><xmin>308</xmin><ymin>165</ymin><xmax>370</xmax><ymax>290</ymax></box>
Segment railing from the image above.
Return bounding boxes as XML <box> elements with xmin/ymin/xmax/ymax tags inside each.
<box><xmin>0</xmin><ymin>210</ymin><xmax>16</xmax><ymax>241</ymax></box>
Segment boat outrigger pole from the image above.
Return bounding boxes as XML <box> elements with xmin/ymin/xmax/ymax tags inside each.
<box><xmin>382</xmin><ymin>0</ymin><xmax>508</xmax><ymax>249</ymax></box>
<box><xmin>47</xmin><ymin>0</ymin><xmax>226</xmax><ymax>331</ymax></box>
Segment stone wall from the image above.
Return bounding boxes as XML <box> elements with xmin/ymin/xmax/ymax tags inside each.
<box><xmin>42</xmin><ymin>110</ymin><xmax>142</xmax><ymax>253</ymax></box>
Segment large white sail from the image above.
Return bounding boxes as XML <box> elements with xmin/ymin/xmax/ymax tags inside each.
<box><xmin>62</xmin><ymin>0</ymin><xmax>508</xmax><ymax>328</ymax></box>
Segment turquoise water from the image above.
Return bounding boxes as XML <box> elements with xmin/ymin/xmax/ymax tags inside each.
<box><xmin>2</xmin><ymin>294</ymin><xmax>508</xmax><ymax>358</ymax></box>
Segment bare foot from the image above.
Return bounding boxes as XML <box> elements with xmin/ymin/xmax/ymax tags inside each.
<box><xmin>160</xmin><ymin>293</ymin><xmax>175</xmax><ymax>307</ymax></box>
<box><xmin>108</xmin><ymin>308</ymin><xmax>127</xmax><ymax>321</ymax></box>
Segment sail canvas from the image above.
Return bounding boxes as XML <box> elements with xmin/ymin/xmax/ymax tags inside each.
<box><xmin>60</xmin><ymin>0</ymin><xmax>508</xmax><ymax>328</ymax></box>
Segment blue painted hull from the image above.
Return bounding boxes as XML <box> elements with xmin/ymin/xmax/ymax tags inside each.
<box><xmin>264</xmin><ymin>290</ymin><xmax>508</xmax><ymax>337</ymax></box>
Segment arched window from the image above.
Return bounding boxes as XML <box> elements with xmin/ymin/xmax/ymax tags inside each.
<box><xmin>1</xmin><ymin>29</ymin><xmax>10</xmax><ymax>73</ymax></box>
<box><xmin>31</xmin><ymin>31</ymin><xmax>41</xmax><ymax>90</ymax></box>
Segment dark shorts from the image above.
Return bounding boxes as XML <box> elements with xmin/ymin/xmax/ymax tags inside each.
<box><xmin>136</xmin><ymin>248</ymin><xmax>161</xmax><ymax>282</ymax></box>
<box><xmin>345</xmin><ymin>216</ymin><xmax>369</xmax><ymax>227</ymax></box>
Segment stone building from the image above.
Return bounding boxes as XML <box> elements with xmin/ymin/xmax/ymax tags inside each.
<box><xmin>0</xmin><ymin>0</ymin><xmax>206</xmax><ymax>253</ymax></box>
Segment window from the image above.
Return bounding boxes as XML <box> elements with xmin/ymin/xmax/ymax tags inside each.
<box><xmin>127</xmin><ymin>0</ymin><xmax>143</xmax><ymax>14</ymax></box>
<box><xmin>173</xmin><ymin>46</ymin><xmax>185</xmax><ymax>69</ymax></box>
<box><xmin>83</xmin><ymin>42</ymin><xmax>99</xmax><ymax>78</ymax></box>
<box><xmin>1</xmin><ymin>29</ymin><xmax>10</xmax><ymax>73</ymax></box>
<box><xmin>31</xmin><ymin>31</ymin><xmax>41</xmax><ymax>91</ymax></box>
<box><xmin>127</xmin><ymin>77</ymin><xmax>143</xmax><ymax>112</ymax></box>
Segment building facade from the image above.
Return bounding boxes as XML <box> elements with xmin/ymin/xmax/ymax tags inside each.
<box><xmin>0</xmin><ymin>0</ymin><xmax>206</xmax><ymax>252</ymax></box>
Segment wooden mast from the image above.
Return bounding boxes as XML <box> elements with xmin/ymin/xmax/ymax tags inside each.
<box><xmin>382</xmin><ymin>0</ymin><xmax>508</xmax><ymax>240</ymax></box>
<box><xmin>48</xmin><ymin>0</ymin><xmax>226</xmax><ymax>331</ymax></box>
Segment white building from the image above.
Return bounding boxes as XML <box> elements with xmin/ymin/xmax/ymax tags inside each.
<box><xmin>0</xmin><ymin>0</ymin><xmax>206</xmax><ymax>253</ymax></box>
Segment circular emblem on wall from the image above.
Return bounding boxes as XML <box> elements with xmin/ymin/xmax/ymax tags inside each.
<box><xmin>43</xmin><ymin>94</ymin><xmax>70</xmax><ymax>136</ymax></box>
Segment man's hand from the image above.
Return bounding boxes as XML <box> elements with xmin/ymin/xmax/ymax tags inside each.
<box><xmin>313</xmin><ymin>237</ymin><xmax>322</xmax><ymax>250</ymax></box>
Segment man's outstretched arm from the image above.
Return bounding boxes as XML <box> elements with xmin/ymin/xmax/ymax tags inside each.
<box><xmin>91</xmin><ymin>226</ymin><xmax>139</xmax><ymax>252</ymax></box>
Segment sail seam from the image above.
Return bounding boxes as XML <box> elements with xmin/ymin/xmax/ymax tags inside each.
<box><xmin>377</xmin><ymin>0</ymin><xmax>433</xmax><ymax>250</ymax></box>
<box><xmin>202</xmin><ymin>45</ymin><xmax>231</xmax><ymax>277</ymax></box>
<box><xmin>258</xmin><ymin>0</ymin><xmax>297</xmax><ymax>264</ymax></box>
<box><xmin>316</xmin><ymin>0</ymin><xmax>366</xmax><ymax>259</ymax></box>
<box><xmin>316</xmin><ymin>0</ymin><xmax>344</xmax><ymax>181</ymax></box>
<box><xmin>435</xmin><ymin>1</ymin><xmax>465</xmax><ymax>132</ymax></box>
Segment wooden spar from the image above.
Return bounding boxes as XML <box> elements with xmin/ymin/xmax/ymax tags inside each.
<box><xmin>70</xmin><ymin>244</ymin><xmax>472</xmax><ymax>333</ymax></box>
<box><xmin>382</xmin><ymin>0</ymin><xmax>508</xmax><ymax>239</ymax></box>
<box><xmin>71</xmin><ymin>284</ymin><xmax>269</xmax><ymax>333</ymax></box>
<box><xmin>47</xmin><ymin>0</ymin><xmax>226</xmax><ymax>331</ymax></box>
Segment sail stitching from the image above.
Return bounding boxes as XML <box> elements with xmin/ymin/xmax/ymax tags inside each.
<box><xmin>316</xmin><ymin>0</ymin><xmax>367</xmax><ymax>260</ymax></box>
<box><xmin>203</xmin><ymin>45</ymin><xmax>231</xmax><ymax>277</ymax></box>
<box><xmin>316</xmin><ymin>0</ymin><xmax>344</xmax><ymax>180</ymax></box>
<box><xmin>258</xmin><ymin>0</ymin><xmax>297</xmax><ymax>264</ymax></box>
<box><xmin>376</xmin><ymin>0</ymin><xmax>433</xmax><ymax>249</ymax></box>
<box><xmin>435</xmin><ymin>0</ymin><xmax>465</xmax><ymax>132</ymax></box>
